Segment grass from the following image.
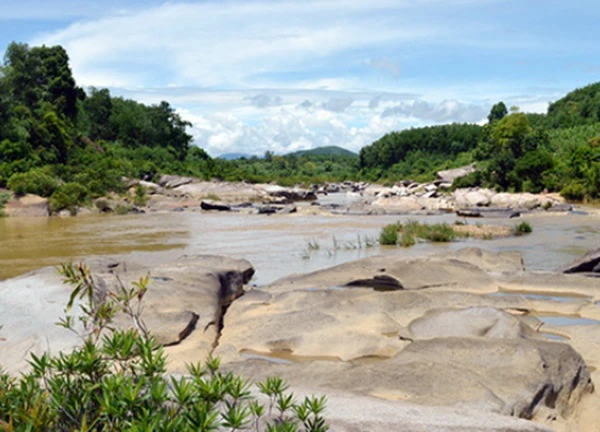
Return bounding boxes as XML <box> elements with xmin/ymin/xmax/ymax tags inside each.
<box><xmin>515</xmin><ymin>221</ymin><xmax>533</xmax><ymax>235</ymax></box>
<box><xmin>379</xmin><ymin>222</ymin><xmax>402</xmax><ymax>245</ymax></box>
<box><xmin>202</xmin><ymin>193</ymin><xmax>222</xmax><ymax>201</ymax></box>
<box><xmin>115</xmin><ymin>204</ymin><xmax>133</xmax><ymax>215</ymax></box>
<box><xmin>303</xmin><ymin>234</ymin><xmax>378</xmax><ymax>259</ymax></box>
<box><xmin>380</xmin><ymin>220</ymin><xmax>465</xmax><ymax>246</ymax></box>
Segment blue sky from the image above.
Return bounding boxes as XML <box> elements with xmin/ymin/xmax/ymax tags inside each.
<box><xmin>1</xmin><ymin>0</ymin><xmax>599</xmax><ymax>156</ymax></box>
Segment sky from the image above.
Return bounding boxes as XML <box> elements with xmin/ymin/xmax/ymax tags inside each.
<box><xmin>1</xmin><ymin>0</ymin><xmax>599</xmax><ymax>156</ymax></box>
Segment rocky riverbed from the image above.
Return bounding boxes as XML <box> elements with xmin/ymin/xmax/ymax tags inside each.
<box><xmin>1</xmin><ymin>247</ymin><xmax>599</xmax><ymax>432</ymax></box>
<box><xmin>0</xmin><ymin>174</ymin><xmax>578</xmax><ymax>218</ymax></box>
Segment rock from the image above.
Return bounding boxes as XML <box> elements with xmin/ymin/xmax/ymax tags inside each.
<box><xmin>216</xmin><ymin>249</ymin><xmax>591</xmax><ymax>427</ymax></box>
<box><xmin>372</xmin><ymin>196</ymin><xmax>425</xmax><ymax>213</ymax></box>
<box><xmin>158</xmin><ymin>174</ymin><xmax>197</xmax><ymax>188</ymax></box>
<box><xmin>562</xmin><ymin>248</ymin><xmax>600</xmax><ymax>274</ymax></box>
<box><xmin>456</xmin><ymin>208</ymin><xmax>522</xmax><ymax>218</ymax></box>
<box><xmin>437</xmin><ymin>163</ymin><xmax>476</xmax><ymax>183</ymax></box>
<box><xmin>261</xmin><ymin>185</ymin><xmax>317</xmax><ymax>202</ymax></box>
<box><xmin>400</xmin><ymin>307</ymin><xmax>542</xmax><ymax>341</ymax></box>
<box><xmin>0</xmin><ymin>255</ymin><xmax>254</xmax><ymax>375</ymax></box>
<box><xmin>201</xmin><ymin>200</ymin><xmax>232</xmax><ymax>211</ymax></box>
<box><xmin>454</xmin><ymin>188</ymin><xmax>494</xmax><ymax>207</ymax></box>
<box><xmin>4</xmin><ymin>194</ymin><xmax>49</xmax><ymax>217</ymax></box>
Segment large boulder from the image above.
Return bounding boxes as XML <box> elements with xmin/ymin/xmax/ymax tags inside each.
<box><xmin>260</xmin><ymin>184</ymin><xmax>317</xmax><ymax>202</ymax></box>
<box><xmin>437</xmin><ymin>163</ymin><xmax>476</xmax><ymax>183</ymax></box>
<box><xmin>4</xmin><ymin>194</ymin><xmax>49</xmax><ymax>217</ymax></box>
<box><xmin>562</xmin><ymin>248</ymin><xmax>600</xmax><ymax>274</ymax></box>
<box><xmin>453</xmin><ymin>188</ymin><xmax>495</xmax><ymax>208</ymax></box>
<box><xmin>0</xmin><ymin>255</ymin><xmax>254</xmax><ymax>375</ymax></box>
<box><xmin>158</xmin><ymin>174</ymin><xmax>197</xmax><ymax>188</ymax></box>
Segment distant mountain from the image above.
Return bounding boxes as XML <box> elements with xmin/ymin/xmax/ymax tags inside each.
<box><xmin>217</xmin><ymin>152</ymin><xmax>255</xmax><ymax>160</ymax></box>
<box><xmin>287</xmin><ymin>146</ymin><xmax>358</xmax><ymax>157</ymax></box>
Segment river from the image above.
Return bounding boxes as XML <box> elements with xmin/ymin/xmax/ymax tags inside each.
<box><xmin>1</xmin><ymin>200</ymin><xmax>599</xmax><ymax>284</ymax></box>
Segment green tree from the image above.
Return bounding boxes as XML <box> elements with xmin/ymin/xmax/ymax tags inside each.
<box><xmin>488</xmin><ymin>101</ymin><xmax>508</xmax><ymax>123</ymax></box>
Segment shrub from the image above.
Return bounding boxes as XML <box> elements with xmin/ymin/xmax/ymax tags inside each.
<box><xmin>561</xmin><ymin>181</ymin><xmax>586</xmax><ymax>201</ymax></box>
<box><xmin>379</xmin><ymin>222</ymin><xmax>402</xmax><ymax>245</ymax></box>
<box><xmin>49</xmin><ymin>182</ymin><xmax>89</xmax><ymax>215</ymax></box>
<box><xmin>404</xmin><ymin>220</ymin><xmax>456</xmax><ymax>243</ymax></box>
<box><xmin>0</xmin><ymin>192</ymin><xmax>10</xmax><ymax>217</ymax></box>
<box><xmin>133</xmin><ymin>184</ymin><xmax>148</xmax><ymax>207</ymax></box>
<box><xmin>94</xmin><ymin>198</ymin><xmax>112</xmax><ymax>213</ymax></box>
<box><xmin>0</xmin><ymin>263</ymin><xmax>330</xmax><ymax>432</ymax></box>
<box><xmin>6</xmin><ymin>170</ymin><xmax>59</xmax><ymax>197</ymax></box>
<box><xmin>115</xmin><ymin>204</ymin><xmax>133</xmax><ymax>215</ymax></box>
<box><xmin>515</xmin><ymin>221</ymin><xmax>533</xmax><ymax>235</ymax></box>
<box><xmin>398</xmin><ymin>231</ymin><xmax>416</xmax><ymax>247</ymax></box>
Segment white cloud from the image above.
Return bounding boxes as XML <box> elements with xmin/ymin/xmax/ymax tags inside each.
<box><xmin>24</xmin><ymin>0</ymin><xmax>574</xmax><ymax>158</ymax></box>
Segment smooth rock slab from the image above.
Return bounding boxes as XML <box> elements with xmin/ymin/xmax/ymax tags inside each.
<box><xmin>0</xmin><ymin>255</ymin><xmax>254</xmax><ymax>375</ymax></box>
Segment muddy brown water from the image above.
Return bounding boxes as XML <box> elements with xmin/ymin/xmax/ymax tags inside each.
<box><xmin>1</xmin><ymin>203</ymin><xmax>599</xmax><ymax>285</ymax></box>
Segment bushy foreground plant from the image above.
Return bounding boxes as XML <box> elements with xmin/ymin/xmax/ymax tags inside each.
<box><xmin>0</xmin><ymin>263</ymin><xmax>329</xmax><ymax>432</ymax></box>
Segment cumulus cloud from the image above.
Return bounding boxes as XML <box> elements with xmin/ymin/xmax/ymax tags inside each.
<box><xmin>245</xmin><ymin>94</ymin><xmax>283</xmax><ymax>108</ymax></box>
<box><xmin>381</xmin><ymin>100</ymin><xmax>488</xmax><ymax>123</ymax></box>
<box><xmin>321</xmin><ymin>97</ymin><xmax>354</xmax><ymax>112</ymax></box>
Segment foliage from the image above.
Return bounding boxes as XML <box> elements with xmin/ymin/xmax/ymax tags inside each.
<box><xmin>561</xmin><ymin>181</ymin><xmax>587</xmax><ymax>201</ymax></box>
<box><xmin>379</xmin><ymin>221</ymin><xmax>460</xmax><ymax>246</ymax></box>
<box><xmin>0</xmin><ymin>263</ymin><xmax>329</xmax><ymax>431</ymax></box>
<box><xmin>515</xmin><ymin>221</ymin><xmax>533</xmax><ymax>235</ymax></box>
<box><xmin>547</xmin><ymin>82</ymin><xmax>600</xmax><ymax>128</ymax></box>
<box><xmin>0</xmin><ymin>192</ymin><xmax>9</xmax><ymax>217</ymax></box>
<box><xmin>488</xmin><ymin>102</ymin><xmax>508</xmax><ymax>123</ymax></box>
<box><xmin>6</xmin><ymin>169</ymin><xmax>59</xmax><ymax>197</ymax></box>
<box><xmin>379</xmin><ymin>222</ymin><xmax>401</xmax><ymax>245</ymax></box>
<box><xmin>48</xmin><ymin>182</ymin><xmax>89</xmax><ymax>215</ymax></box>
<box><xmin>359</xmin><ymin>123</ymin><xmax>482</xmax><ymax>182</ymax></box>
<box><xmin>133</xmin><ymin>184</ymin><xmax>148</xmax><ymax>207</ymax></box>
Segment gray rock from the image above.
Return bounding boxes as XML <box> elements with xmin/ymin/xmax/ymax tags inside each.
<box><xmin>201</xmin><ymin>200</ymin><xmax>232</xmax><ymax>211</ymax></box>
<box><xmin>562</xmin><ymin>248</ymin><xmax>600</xmax><ymax>274</ymax></box>
<box><xmin>437</xmin><ymin>163</ymin><xmax>476</xmax><ymax>183</ymax></box>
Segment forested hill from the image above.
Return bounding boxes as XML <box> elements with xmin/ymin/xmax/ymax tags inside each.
<box><xmin>358</xmin><ymin>89</ymin><xmax>600</xmax><ymax>200</ymax></box>
<box><xmin>0</xmin><ymin>42</ymin><xmax>214</xmax><ymax>202</ymax></box>
<box><xmin>546</xmin><ymin>82</ymin><xmax>600</xmax><ymax>128</ymax></box>
<box><xmin>288</xmin><ymin>146</ymin><xmax>357</xmax><ymax>158</ymax></box>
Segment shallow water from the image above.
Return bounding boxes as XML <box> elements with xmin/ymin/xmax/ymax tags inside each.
<box><xmin>1</xmin><ymin>203</ymin><xmax>599</xmax><ymax>285</ymax></box>
<box><xmin>537</xmin><ymin>315</ymin><xmax>600</xmax><ymax>327</ymax></box>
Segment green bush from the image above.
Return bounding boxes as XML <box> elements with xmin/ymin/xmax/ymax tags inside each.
<box><xmin>49</xmin><ymin>182</ymin><xmax>89</xmax><ymax>215</ymax></box>
<box><xmin>94</xmin><ymin>198</ymin><xmax>112</xmax><ymax>213</ymax></box>
<box><xmin>6</xmin><ymin>170</ymin><xmax>59</xmax><ymax>197</ymax></box>
<box><xmin>133</xmin><ymin>184</ymin><xmax>148</xmax><ymax>207</ymax></box>
<box><xmin>0</xmin><ymin>263</ymin><xmax>330</xmax><ymax>432</ymax></box>
<box><xmin>115</xmin><ymin>204</ymin><xmax>133</xmax><ymax>215</ymax></box>
<box><xmin>398</xmin><ymin>231</ymin><xmax>416</xmax><ymax>247</ymax></box>
<box><xmin>379</xmin><ymin>222</ymin><xmax>401</xmax><ymax>245</ymax></box>
<box><xmin>0</xmin><ymin>192</ymin><xmax>10</xmax><ymax>217</ymax></box>
<box><xmin>561</xmin><ymin>181</ymin><xmax>587</xmax><ymax>201</ymax></box>
<box><xmin>515</xmin><ymin>221</ymin><xmax>533</xmax><ymax>235</ymax></box>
